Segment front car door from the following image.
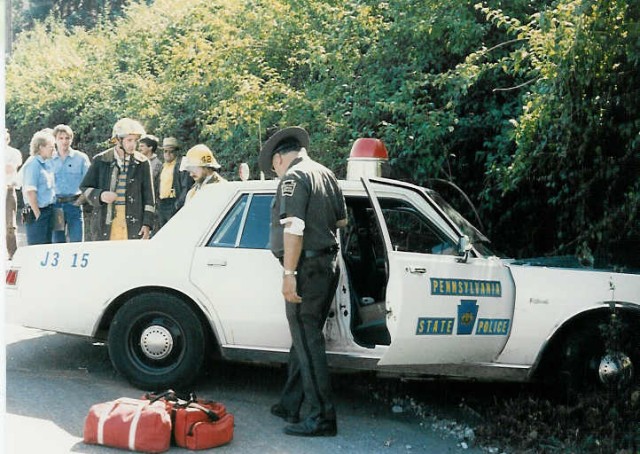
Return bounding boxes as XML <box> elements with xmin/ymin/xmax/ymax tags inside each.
<box><xmin>362</xmin><ymin>178</ymin><xmax>516</xmax><ymax>368</ymax></box>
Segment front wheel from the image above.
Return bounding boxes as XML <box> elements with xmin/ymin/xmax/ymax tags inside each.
<box><xmin>556</xmin><ymin>319</ymin><xmax>638</xmax><ymax>394</ymax></box>
<box><xmin>108</xmin><ymin>292</ymin><xmax>206</xmax><ymax>390</ymax></box>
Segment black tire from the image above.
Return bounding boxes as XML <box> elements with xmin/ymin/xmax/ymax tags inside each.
<box><xmin>557</xmin><ymin>329</ymin><xmax>605</xmax><ymax>393</ymax></box>
<box><xmin>108</xmin><ymin>292</ymin><xmax>206</xmax><ymax>390</ymax></box>
<box><xmin>555</xmin><ymin>320</ymin><xmax>638</xmax><ymax>395</ymax></box>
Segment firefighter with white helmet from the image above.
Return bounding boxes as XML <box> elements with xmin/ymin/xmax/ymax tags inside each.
<box><xmin>111</xmin><ymin>118</ymin><xmax>146</xmax><ymax>140</ymax></box>
<box><xmin>180</xmin><ymin>144</ymin><xmax>226</xmax><ymax>203</ymax></box>
<box><xmin>80</xmin><ymin>118</ymin><xmax>155</xmax><ymax>240</ymax></box>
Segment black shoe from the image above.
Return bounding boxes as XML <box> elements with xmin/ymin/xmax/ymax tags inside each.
<box><xmin>270</xmin><ymin>404</ymin><xmax>300</xmax><ymax>423</ymax></box>
<box><xmin>283</xmin><ymin>416</ymin><xmax>337</xmax><ymax>437</ymax></box>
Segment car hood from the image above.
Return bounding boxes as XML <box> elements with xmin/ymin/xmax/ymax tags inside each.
<box><xmin>505</xmin><ymin>255</ymin><xmax>640</xmax><ymax>275</ymax></box>
<box><xmin>506</xmin><ymin>255</ymin><xmax>590</xmax><ymax>269</ymax></box>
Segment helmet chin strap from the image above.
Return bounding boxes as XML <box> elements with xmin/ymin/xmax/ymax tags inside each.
<box><xmin>115</xmin><ymin>137</ymin><xmax>134</xmax><ymax>155</ymax></box>
<box><xmin>114</xmin><ymin>138</ymin><xmax>125</xmax><ymax>157</ymax></box>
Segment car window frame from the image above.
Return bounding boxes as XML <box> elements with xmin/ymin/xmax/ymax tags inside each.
<box><xmin>207</xmin><ymin>193</ymin><xmax>250</xmax><ymax>248</ymax></box>
<box><xmin>206</xmin><ymin>191</ymin><xmax>275</xmax><ymax>250</ymax></box>
<box><xmin>368</xmin><ymin>177</ymin><xmax>490</xmax><ymax>258</ymax></box>
<box><xmin>237</xmin><ymin>193</ymin><xmax>274</xmax><ymax>249</ymax></box>
<box><xmin>377</xmin><ymin>198</ymin><xmax>457</xmax><ymax>255</ymax></box>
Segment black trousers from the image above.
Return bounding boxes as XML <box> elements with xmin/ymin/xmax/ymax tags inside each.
<box><xmin>279</xmin><ymin>252</ymin><xmax>340</xmax><ymax>421</ymax></box>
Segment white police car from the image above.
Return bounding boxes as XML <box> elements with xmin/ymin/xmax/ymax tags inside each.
<box><xmin>6</xmin><ymin>140</ymin><xmax>640</xmax><ymax>391</ymax></box>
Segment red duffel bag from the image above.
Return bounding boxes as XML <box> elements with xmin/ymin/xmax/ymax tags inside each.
<box><xmin>83</xmin><ymin>397</ymin><xmax>172</xmax><ymax>453</ymax></box>
<box><xmin>173</xmin><ymin>399</ymin><xmax>234</xmax><ymax>450</ymax></box>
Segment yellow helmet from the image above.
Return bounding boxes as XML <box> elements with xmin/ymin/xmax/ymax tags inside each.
<box><xmin>180</xmin><ymin>144</ymin><xmax>221</xmax><ymax>171</ymax></box>
<box><xmin>111</xmin><ymin>118</ymin><xmax>146</xmax><ymax>139</ymax></box>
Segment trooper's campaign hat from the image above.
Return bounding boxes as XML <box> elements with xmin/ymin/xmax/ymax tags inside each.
<box><xmin>259</xmin><ymin>126</ymin><xmax>309</xmax><ymax>178</ymax></box>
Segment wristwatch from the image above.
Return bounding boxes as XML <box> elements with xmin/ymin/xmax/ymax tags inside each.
<box><xmin>283</xmin><ymin>269</ymin><xmax>297</xmax><ymax>276</ymax></box>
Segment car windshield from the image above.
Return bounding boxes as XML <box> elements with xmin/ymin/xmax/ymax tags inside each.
<box><xmin>424</xmin><ymin>189</ymin><xmax>495</xmax><ymax>257</ymax></box>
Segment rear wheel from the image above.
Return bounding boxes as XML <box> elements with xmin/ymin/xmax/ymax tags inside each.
<box><xmin>108</xmin><ymin>292</ymin><xmax>206</xmax><ymax>390</ymax></box>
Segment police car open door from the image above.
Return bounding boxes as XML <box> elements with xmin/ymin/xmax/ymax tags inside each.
<box><xmin>362</xmin><ymin>177</ymin><xmax>516</xmax><ymax>369</ymax></box>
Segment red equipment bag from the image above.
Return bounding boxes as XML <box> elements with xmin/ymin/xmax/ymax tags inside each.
<box><xmin>143</xmin><ymin>390</ymin><xmax>234</xmax><ymax>450</ymax></box>
<box><xmin>173</xmin><ymin>400</ymin><xmax>234</xmax><ymax>450</ymax></box>
<box><xmin>83</xmin><ymin>397</ymin><xmax>172</xmax><ymax>453</ymax></box>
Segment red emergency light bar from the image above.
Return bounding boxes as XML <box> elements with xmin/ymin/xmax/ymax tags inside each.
<box><xmin>346</xmin><ymin>138</ymin><xmax>389</xmax><ymax>180</ymax></box>
<box><xmin>349</xmin><ymin>138</ymin><xmax>388</xmax><ymax>159</ymax></box>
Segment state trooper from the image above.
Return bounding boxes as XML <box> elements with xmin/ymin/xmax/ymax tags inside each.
<box><xmin>259</xmin><ymin>126</ymin><xmax>347</xmax><ymax>437</ymax></box>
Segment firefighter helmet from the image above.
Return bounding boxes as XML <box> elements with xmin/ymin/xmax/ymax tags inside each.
<box><xmin>111</xmin><ymin>118</ymin><xmax>146</xmax><ymax>139</ymax></box>
<box><xmin>180</xmin><ymin>144</ymin><xmax>221</xmax><ymax>171</ymax></box>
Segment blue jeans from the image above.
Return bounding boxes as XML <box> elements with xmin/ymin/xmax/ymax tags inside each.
<box><xmin>26</xmin><ymin>205</ymin><xmax>53</xmax><ymax>245</ymax></box>
<box><xmin>52</xmin><ymin>202</ymin><xmax>84</xmax><ymax>243</ymax></box>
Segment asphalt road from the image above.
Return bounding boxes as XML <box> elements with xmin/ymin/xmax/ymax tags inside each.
<box><xmin>4</xmin><ymin>323</ymin><xmax>484</xmax><ymax>454</ymax></box>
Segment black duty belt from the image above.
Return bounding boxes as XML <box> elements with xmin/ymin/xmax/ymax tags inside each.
<box><xmin>302</xmin><ymin>244</ymin><xmax>339</xmax><ymax>258</ymax></box>
<box><xmin>57</xmin><ymin>195</ymin><xmax>79</xmax><ymax>203</ymax></box>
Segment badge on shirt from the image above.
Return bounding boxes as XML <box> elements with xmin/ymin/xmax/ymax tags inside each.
<box><xmin>281</xmin><ymin>180</ymin><xmax>296</xmax><ymax>197</ymax></box>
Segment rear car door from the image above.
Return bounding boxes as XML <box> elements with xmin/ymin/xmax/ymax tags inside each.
<box><xmin>361</xmin><ymin>178</ymin><xmax>516</xmax><ymax>366</ymax></box>
<box><xmin>190</xmin><ymin>192</ymin><xmax>291</xmax><ymax>349</ymax></box>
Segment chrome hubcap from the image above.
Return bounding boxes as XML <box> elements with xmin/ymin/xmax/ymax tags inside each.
<box><xmin>140</xmin><ymin>325</ymin><xmax>174</xmax><ymax>360</ymax></box>
<box><xmin>598</xmin><ymin>351</ymin><xmax>633</xmax><ymax>386</ymax></box>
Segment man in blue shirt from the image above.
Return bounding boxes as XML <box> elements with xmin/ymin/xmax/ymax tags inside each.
<box><xmin>22</xmin><ymin>130</ymin><xmax>56</xmax><ymax>245</ymax></box>
<box><xmin>51</xmin><ymin>124</ymin><xmax>91</xmax><ymax>242</ymax></box>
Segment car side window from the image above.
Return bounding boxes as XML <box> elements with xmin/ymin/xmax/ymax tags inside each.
<box><xmin>379</xmin><ymin>198</ymin><xmax>456</xmax><ymax>255</ymax></box>
<box><xmin>238</xmin><ymin>194</ymin><xmax>272</xmax><ymax>249</ymax></box>
<box><xmin>208</xmin><ymin>193</ymin><xmax>273</xmax><ymax>249</ymax></box>
<box><xmin>208</xmin><ymin>195</ymin><xmax>249</xmax><ymax>247</ymax></box>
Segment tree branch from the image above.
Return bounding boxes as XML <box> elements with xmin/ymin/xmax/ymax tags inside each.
<box><xmin>484</xmin><ymin>38</ymin><xmax>528</xmax><ymax>54</ymax></box>
<box><xmin>493</xmin><ymin>77</ymin><xmax>539</xmax><ymax>92</ymax></box>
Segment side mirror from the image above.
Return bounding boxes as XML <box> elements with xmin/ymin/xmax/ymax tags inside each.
<box><xmin>457</xmin><ymin>235</ymin><xmax>471</xmax><ymax>263</ymax></box>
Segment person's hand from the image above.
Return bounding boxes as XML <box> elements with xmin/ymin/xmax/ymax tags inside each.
<box><xmin>139</xmin><ymin>225</ymin><xmax>151</xmax><ymax>239</ymax></box>
<box><xmin>34</xmin><ymin>209</ymin><xmax>41</xmax><ymax>220</ymax></box>
<box><xmin>100</xmin><ymin>191</ymin><xmax>117</xmax><ymax>204</ymax></box>
<box><xmin>282</xmin><ymin>275</ymin><xmax>302</xmax><ymax>303</ymax></box>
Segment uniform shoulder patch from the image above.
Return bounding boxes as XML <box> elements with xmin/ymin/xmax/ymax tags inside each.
<box><xmin>281</xmin><ymin>180</ymin><xmax>296</xmax><ymax>197</ymax></box>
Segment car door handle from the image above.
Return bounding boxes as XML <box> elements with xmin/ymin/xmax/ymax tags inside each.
<box><xmin>407</xmin><ymin>266</ymin><xmax>427</xmax><ymax>274</ymax></box>
<box><xmin>206</xmin><ymin>259</ymin><xmax>227</xmax><ymax>267</ymax></box>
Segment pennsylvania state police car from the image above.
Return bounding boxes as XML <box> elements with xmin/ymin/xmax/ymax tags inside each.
<box><xmin>6</xmin><ymin>140</ymin><xmax>640</xmax><ymax>391</ymax></box>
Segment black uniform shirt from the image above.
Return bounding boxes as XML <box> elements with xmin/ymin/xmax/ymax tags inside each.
<box><xmin>270</xmin><ymin>151</ymin><xmax>347</xmax><ymax>259</ymax></box>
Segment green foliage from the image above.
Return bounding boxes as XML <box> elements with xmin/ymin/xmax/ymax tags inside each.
<box><xmin>6</xmin><ymin>0</ymin><xmax>639</xmax><ymax>268</ymax></box>
<box><xmin>9</xmin><ymin>0</ymin><xmax>129</xmax><ymax>41</ymax></box>
<box><xmin>475</xmin><ymin>0</ymin><xmax>640</xmax><ymax>266</ymax></box>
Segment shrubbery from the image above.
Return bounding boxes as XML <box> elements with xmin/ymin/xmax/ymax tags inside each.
<box><xmin>6</xmin><ymin>0</ymin><xmax>639</xmax><ymax>266</ymax></box>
